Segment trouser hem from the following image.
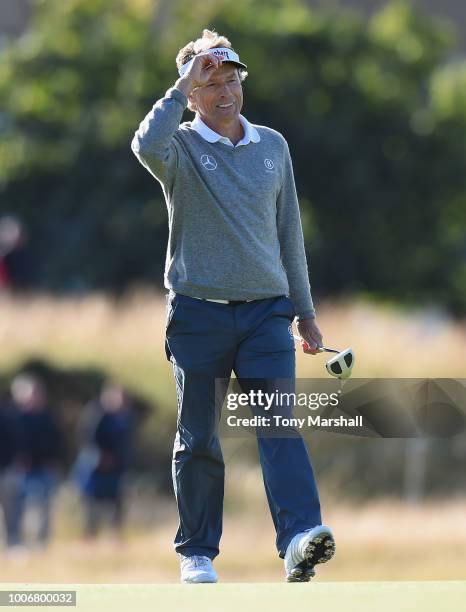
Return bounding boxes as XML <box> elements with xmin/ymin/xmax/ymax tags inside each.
<box><xmin>175</xmin><ymin>545</ymin><xmax>219</xmax><ymax>560</ymax></box>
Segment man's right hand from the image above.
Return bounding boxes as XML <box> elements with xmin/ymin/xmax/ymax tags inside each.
<box><xmin>297</xmin><ymin>318</ymin><xmax>324</xmax><ymax>355</ymax></box>
<box><xmin>175</xmin><ymin>51</ymin><xmax>224</xmax><ymax>97</ymax></box>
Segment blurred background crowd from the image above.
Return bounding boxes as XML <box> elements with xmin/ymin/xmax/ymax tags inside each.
<box><xmin>0</xmin><ymin>0</ymin><xmax>465</xmax><ymax>582</ymax></box>
<box><xmin>0</xmin><ymin>373</ymin><xmax>135</xmax><ymax>553</ymax></box>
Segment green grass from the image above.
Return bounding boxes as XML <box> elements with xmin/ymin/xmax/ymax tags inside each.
<box><xmin>1</xmin><ymin>582</ymin><xmax>465</xmax><ymax>612</ymax></box>
<box><xmin>2</xmin><ymin>498</ymin><xmax>466</xmax><ymax>583</ymax></box>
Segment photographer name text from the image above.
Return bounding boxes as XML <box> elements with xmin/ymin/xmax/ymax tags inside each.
<box><xmin>226</xmin><ymin>414</ymin><xmax>364</xmax><ymax>428</ymax></box>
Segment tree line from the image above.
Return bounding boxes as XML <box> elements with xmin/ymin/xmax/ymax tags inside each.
<box><xmin>0</xmin><ymin>0</ymin><xmax>464</xmax><ymax>315</ymax></box>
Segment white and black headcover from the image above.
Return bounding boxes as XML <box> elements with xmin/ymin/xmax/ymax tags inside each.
<box><xmin>325</xmin><ymin>348</ymin><xmax>355</xmax><ymax>379</ymax></box>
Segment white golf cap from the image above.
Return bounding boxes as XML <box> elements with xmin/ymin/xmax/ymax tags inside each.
<box><xmin>178</xmin><ymin>47</ymin><xmax>248</xmax><ymax>78</ymax></box>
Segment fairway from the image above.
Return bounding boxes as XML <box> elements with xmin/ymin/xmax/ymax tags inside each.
<box><xmin>1</xmin><ymin>582</ymin><xmax>465</xmax><ymax>612</ymax></box>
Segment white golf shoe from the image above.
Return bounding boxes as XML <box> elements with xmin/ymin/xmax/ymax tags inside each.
<box><xmin>179</xmin><ymin>554</ymin><xmax>218</xmax><ymax>584</ymax></box>
<box><xmin>284</xmin><ymin>524</ymin><xmax>336</xmax><ymax>582</ymax></box>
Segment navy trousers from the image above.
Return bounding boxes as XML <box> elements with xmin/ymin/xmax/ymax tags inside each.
<box><xmin>165</xmin><ymin>291</ymin><xmax>321</xmax><ymax>560</ymax></box>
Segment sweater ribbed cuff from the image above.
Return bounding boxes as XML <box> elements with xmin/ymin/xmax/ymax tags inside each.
<box><xmin>297</xmin><ymin>310</ymin><xmax>316</xmax><ymax>320</ymax></box>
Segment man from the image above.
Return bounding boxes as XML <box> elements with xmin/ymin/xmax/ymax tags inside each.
<box><xmin>8</xmin><ymin>373</ymin><xmax>61</xmax><ymax>550</ymax></box>
<box><xmin>75</xmin><ymin>382</ymin><xmax>134</xmax><ymax>542</ymax></box>
<box><xmin>131</xmin><ymin>29</ymin><xmax>335</xmax><ymax>583</ymax></box>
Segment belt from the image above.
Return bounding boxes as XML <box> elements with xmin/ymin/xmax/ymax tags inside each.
<box><xmin>191</xmin><ymin>296</ymin><xmax>256</xmax><ymax>306</ymax></box>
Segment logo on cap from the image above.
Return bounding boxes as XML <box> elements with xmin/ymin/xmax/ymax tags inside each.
<box><xmin>201</xmin><ymin>154</ymin><xmax>217</xmax><ymax>170</ymax></box>
<box><xmin>212</xmin><ymin>49</ymin><xmax>230</xmax><ymax>59</ymax></box>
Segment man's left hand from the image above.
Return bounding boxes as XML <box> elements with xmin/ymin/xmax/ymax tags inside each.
<box><xmin>296</xmin><ymin>318</ymin><xmax>323</xmax><ymax>355</ymax></box>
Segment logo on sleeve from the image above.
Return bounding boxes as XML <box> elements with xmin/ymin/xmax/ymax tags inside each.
<box><xmin>201</xmin><ymin>154</ymin><xmax>217</xmax><ymax>170</ymax></box>
<box><xmin>264</xmin><ymin>158</ymin><xmax>275</xmax><ymax>171</ymax></box>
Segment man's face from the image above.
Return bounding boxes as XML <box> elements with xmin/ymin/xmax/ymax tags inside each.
<box><xmin>189</xmin><ymin>64</ymin><xmax>243</xmax><ymax>125</ymax></box>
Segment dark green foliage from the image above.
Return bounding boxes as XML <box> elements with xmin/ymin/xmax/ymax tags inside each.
<box><xmin>0</xmin><ymin>0</ymin><xmax>464</xmax><ymax>313</ymax></box>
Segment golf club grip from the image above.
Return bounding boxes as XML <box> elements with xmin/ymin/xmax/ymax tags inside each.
<box><xmin>292</xmin><ymin>335</ymin><xmax>339</xmax><ymax>353</ymax></box>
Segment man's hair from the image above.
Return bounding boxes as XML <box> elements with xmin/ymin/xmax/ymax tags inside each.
<box><xmin>176</xmin><ymin>29</ymin><xmax>248</xmax><ymax>82</ymax></box>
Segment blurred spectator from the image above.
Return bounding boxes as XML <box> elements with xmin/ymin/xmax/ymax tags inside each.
<box><xmin>8</xmin><ymin>373</ymin><xmax>62</xmax><ymax>550</ymax></box>
<box><xmin>0</xmin><ymin>215</ymin><xmax>36</xmax><ymax>291</ymax></box>
<box><xmin>0</xmin><ymin>397</ymin><xmax>21</xmax><ymax>550</ymax></box>
<box><xmin>74</xmin><ymin>382</ymin><xmax>134</xmax><ymax>541</ymax></box>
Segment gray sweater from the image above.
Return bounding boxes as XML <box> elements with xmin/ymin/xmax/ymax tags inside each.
<box><xmin>131</xmin><ymin>87</ymin><xmax>315</xmax><ymax>319</ymax></box>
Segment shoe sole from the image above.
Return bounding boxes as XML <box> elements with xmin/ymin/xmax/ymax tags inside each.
<box><xmin>286</xmin><ymin>559</ymin><xmax>316</xmax><ymax>583</ymax></box>
<box><xmin>181</xmin><ymin>578</ymin><xmax>218</xmax><ymax>584</ymax></box>
<box><xmin>286</xmin><ymin>527</ymin><xmax>336</xmax><ymax>583</ymax></box>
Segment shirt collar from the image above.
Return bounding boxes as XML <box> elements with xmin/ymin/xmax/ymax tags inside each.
<box><xmin>190</xmin><ymin>114</ymin><xmax>260</xmax><ymax>147</ymax></box>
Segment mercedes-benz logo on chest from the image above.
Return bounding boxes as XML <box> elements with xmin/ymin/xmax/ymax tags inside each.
<box><xmin>201</xmin><ymin>155</ymin><xmax>217</xmax><ymax>170</ymax></box>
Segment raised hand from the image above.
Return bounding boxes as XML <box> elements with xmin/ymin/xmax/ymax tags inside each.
<box><xmin>177</xmin><ymin>52</ymin><xmax>224</xmax><ymax>96</ymax></box>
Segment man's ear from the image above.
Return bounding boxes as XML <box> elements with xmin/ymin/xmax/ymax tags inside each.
<box><xmin>187</xmin><ymin>92</ymin><xmax>197</xmax><ymax>113</ymax></box>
